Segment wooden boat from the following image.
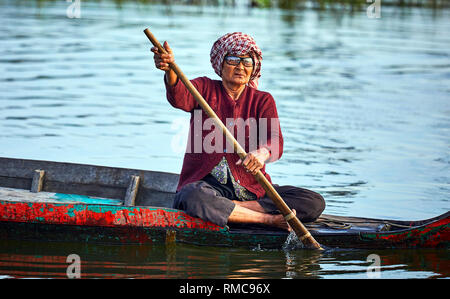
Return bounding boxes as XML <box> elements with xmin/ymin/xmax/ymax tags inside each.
<box><xmin>0</xmin><ymin>157</ymin><xmax>448</xmax><ymax>249</ymax></box>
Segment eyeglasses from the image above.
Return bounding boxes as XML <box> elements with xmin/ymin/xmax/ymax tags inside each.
<box><xmin>224</xmin><ymin>56</ymin><xmax>254</xmax><ymax>67</ymax></box>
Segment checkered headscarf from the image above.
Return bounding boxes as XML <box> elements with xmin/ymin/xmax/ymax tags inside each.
<box><xmin>210</xmin><ymin>32</ymin><xmax>262</xmax><ymax>89</ymax></box>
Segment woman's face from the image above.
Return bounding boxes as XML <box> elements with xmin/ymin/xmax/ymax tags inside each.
<box><xmin>221</xmin><ymin>55</ymin><xmax>254</xmax><ymax>87</ymax></box>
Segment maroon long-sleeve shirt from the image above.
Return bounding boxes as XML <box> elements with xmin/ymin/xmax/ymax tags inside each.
<box><xmin>166</xmin><ymin>76</ymin><xmax>283</xmax><ymax>199</ymax></box>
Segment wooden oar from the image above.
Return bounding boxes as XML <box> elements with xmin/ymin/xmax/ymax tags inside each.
<box><xmin>144</xmin><ymin>28</ymin><xmax>323</xmax><ymax>250</ymax></box>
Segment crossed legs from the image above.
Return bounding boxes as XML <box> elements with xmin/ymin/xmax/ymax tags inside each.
<box><xmin>173</xmin><ymin>180</ymin><xmax>325</xmax><ymax>230</ymax></box>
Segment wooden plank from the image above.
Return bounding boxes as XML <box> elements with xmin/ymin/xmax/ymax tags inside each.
<box><xmin>0</xmin><ymin>157</ymin><xmax>178</xmax><ymax>193</ymax></box>
<box><xmin>124</xmin><ymin>175</ymin><xmax>140</xmax><ymax>206</ymax></box>
<box><xmin>31</xmin><ymin>170</ymin><xmax>45</xmax><ymax>193</ymax></box>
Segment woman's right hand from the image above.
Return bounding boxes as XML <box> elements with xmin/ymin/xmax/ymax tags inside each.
<box><xmin>151</xmin><ymin>41</ymin><xmax>174</xmax><ymax>72</ymax></box>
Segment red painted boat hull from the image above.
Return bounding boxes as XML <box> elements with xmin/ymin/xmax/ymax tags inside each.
<box><xmin>1</xmin><ymin>199</ymin><xmax>448</xmax><ymax>249</ymax></box>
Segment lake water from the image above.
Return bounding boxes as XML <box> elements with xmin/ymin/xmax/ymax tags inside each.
<box><xmin>0</xmin><ymin>0</ymin><xmax>449</xmax><ymax>279</ymax></box>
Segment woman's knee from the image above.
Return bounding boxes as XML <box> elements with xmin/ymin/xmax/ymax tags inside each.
<box><xmin>306</xmin><ymin>191</ymin><xmax>325</xmax><ymax>222</ymax></box>
<box><xmin>275</xmin><ymin>185</ymin><xmax>325</xmax><ymax>222</ymax></box>
<box><xmin>172</xmin><ymin>181</ymin><xmax>235</xmax><ymax>227</ymax></box>
<box><xmin>173</xmin><ymin>182</ymin><xmax>205</xmax><ymax>210</ymax></box>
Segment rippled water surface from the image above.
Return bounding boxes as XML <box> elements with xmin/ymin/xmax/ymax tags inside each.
<box><xmin>1</xmin><ymin>239</ymin><xmax>449</xmax><ymax>279</ymax></box>
<box><xmin>0</xmin><ymin>0</ymin><xmax>449</xmax><ymax>279</ymax></box>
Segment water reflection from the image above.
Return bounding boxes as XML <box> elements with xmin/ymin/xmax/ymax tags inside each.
<box><xmin>0</xmin><ymin>240</ymin><xmax>448</xmax><ymax>279</ymax></box>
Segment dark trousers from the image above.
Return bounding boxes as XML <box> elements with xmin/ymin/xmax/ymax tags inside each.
<box><xmin>173</xmin><ymin>174</ymin><xmax>325</xmax><ymax>227</ymax></box>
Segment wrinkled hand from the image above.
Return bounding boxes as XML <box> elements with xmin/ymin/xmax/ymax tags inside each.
<box><xmin>150</xmin><ymin>41</ymin><xmax>174</xmax><ymax>72</ymax></box>
<box><xmin>236</xmin><ymin>148</ymin><xmax>271</xmax><ymax>175</ymax></box>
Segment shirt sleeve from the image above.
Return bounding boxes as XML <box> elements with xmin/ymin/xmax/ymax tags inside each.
<box><xmin>258</xmin><ymin>94</ymin><xmax>284</xmax><ymax>163</ymax></box>
<box><xmin>165</xmin><ymin>76</ymin><xmax>207</xmax><ymax>112</ymax></box>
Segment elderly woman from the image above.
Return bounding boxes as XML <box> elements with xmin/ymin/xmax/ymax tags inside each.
<box><xmin>151</xmin><ymin>32</ymin><xmax>325</xmax><ymax>230</ymax></box>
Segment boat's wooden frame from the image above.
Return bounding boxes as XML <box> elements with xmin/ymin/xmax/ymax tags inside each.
<box><xmin>0</xmin><ymin>157</ymin><xmax>448</xmax><ymax>249</ymax></box>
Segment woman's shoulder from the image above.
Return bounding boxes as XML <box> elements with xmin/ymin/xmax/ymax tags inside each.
<box><xmin>190</xmin><ymin>76</ymin><xmax>222</xmax><ymax>93</ymax></box>
<box><xmin>247</xmin><ymin>86</ymin><xmax>275</xmax><ymax>103</ymax></box>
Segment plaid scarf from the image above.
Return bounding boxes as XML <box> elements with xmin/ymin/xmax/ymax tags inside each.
<box><xmin>210</xmin><ymin>32</ymin><xmax>262</xmax><ymax>89</ymax></box>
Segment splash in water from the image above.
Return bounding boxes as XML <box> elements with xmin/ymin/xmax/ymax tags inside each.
<box><xmin>282</xmin><ymin>231</ymin><xmax>305</xmax><ymax>251</ymax></box>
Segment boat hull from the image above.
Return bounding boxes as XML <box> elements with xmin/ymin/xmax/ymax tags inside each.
<box><xmin>1</xmin><ymin>199</ymin><xmax>448</xmax><ymax>249</ymax></box>
<box><xmin>0</xmin><ymin>157</ymin><xmax>448</xmax><ymax>249</ymax></box>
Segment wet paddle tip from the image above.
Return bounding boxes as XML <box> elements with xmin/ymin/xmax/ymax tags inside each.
<box><xmin>284</xmin><ymin>230</ymin><xmax>324</xmax><ymax>251</ymax></box>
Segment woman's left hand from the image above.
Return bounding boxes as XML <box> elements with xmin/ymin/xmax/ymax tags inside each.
<box><xmin>236</xmin><ymin>147</ymin><xmax>271</xmax><ymax>175</ymax></box>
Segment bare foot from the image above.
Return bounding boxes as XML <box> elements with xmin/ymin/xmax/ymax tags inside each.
<box><xmin>232</xmin><ymin>200</ymin><xmax>266</xmax><ymax>213</ymax></box>
<box><xmin>228</xmin><ymin>204</ymin><xmax>297</xmax><ymax>232</ymax></box>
